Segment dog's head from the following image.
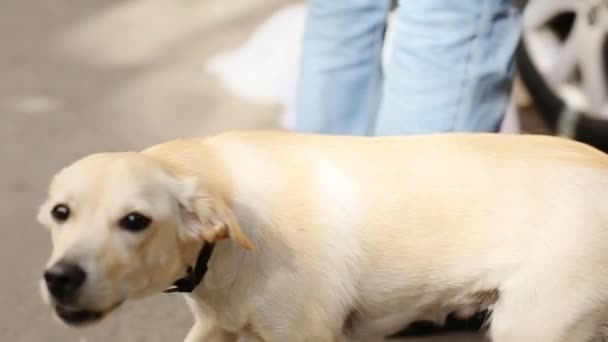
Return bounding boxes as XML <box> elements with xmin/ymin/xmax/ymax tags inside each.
<box><xmin>37</xmin><ymin>152</ymin><xmax>252</xmax><ymax>326</ymax></box>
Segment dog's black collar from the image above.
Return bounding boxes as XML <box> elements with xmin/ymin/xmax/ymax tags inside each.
<box><xmin>164</xmin><ymin>242</ymin><xmax>215</xmax><ymax>293</ymax></box>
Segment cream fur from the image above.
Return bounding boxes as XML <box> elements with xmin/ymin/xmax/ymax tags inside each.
<box><xmin>38</xmin><ymin>131</ymin><xmax>608</xmax><ymax>341</ymax></box>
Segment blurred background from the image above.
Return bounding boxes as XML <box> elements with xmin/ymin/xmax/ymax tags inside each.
<box><xmin>1</xmin><ymin>0</ymin><xmax>606</xmax><ymax>341</ymax></box>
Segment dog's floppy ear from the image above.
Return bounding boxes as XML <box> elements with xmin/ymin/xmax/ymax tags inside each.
<box><xmin>173</xmin><ymin>178</ymin><xmax>254</xmax><ymax>250</ymax></box>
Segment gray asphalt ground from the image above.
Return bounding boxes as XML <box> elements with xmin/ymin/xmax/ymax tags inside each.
<box><xmin>0</xmin><ymin>1</ymin><xmax>492</xmax><ymax>341</ymax></box>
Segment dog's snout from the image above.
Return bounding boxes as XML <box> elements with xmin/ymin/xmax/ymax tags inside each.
<box><xmin>44</xmin><ymin>261</ymin><xmax>87</xmax><ymax>301</ymax></box>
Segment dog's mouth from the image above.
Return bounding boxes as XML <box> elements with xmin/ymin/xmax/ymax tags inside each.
<box><xmin>55</xmin><ymin>306</ymin><xmax>103</xmax><ymax>325</ymax></box>
<box><xmin>54</xmin><ymin>301</ymin><xmax>123</xmax><ymax>326</ymax></box>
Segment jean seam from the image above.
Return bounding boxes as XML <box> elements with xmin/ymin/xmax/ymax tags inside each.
<box><xmin>364</xmin><ymin>15</ymin><xmax>389</xmax><ymax>135</ymax></box>
<box><xmin>453</xmin><ymin>0</ymin><xmax>493</xmax><ymax>131</ymax></box>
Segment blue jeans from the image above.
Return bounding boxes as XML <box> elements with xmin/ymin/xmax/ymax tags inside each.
<box><xmin>295</xmin><ymin>0</ymin><xmax>522</xmax><ymax>135</ymax></box>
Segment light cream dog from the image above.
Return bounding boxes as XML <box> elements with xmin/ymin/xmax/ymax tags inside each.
<box><xmin>38</xmin><ymin>130</ymin><xmax>608</xmax><ymax>341</ymax></box>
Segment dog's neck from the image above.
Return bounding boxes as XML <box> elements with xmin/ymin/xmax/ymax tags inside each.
<box><xmin>145</xmin><ymin>139</ymin><xmax>262</xmax><ymax>297</ymax></box>
<box><xmin>145</xmin><ymin>140</ymin><xmax>239</xmax><ymax>293</ymax></box>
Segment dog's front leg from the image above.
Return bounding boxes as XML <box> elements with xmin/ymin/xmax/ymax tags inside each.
<box><xmin>184</xmin><ymin>320</ymin><xmax>236</xmax><ymax>342</ymax></box>
<box><xmin>184</xmin><ymin>297</ymin><xmax>236</xmax><ymax>342</ymax></box>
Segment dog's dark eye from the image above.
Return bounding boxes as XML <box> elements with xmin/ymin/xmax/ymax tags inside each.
<box><xmin>119</xmin><ymin>212</ymin><xmax>152</xmax><ymax>232</ymax></box>
<box><xmin>51</xmin><ymin>204</ymin><xmax>70</xmax><ymax>222</ymax></box>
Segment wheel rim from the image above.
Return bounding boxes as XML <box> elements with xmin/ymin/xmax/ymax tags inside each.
<box><xmin>523</xmin><ymin>0</ymin><xmax>608</xmax><ymax>119</ymax></box>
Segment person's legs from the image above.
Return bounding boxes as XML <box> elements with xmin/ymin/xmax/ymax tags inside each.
<box><xmin>296</xmin><ymin>0</ymin><xmax>390</xmax><ymax>135</ymax></box>
<box><xmin>375</xmin><ymin>0</ymin><xmax>521</xmax><ymax>135</ymax></box>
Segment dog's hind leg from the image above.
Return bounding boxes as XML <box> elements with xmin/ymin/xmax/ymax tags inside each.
<box><xmin>488</xmin><ymin>282</ymin><xmax>605</xmax><ymax>342</ymax></box>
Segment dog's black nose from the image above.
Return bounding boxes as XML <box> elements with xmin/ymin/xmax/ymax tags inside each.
<box><xmin>44</xmin><ymin>262</ymin><xmax>86</xmax><ymax>301</ymax></box>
